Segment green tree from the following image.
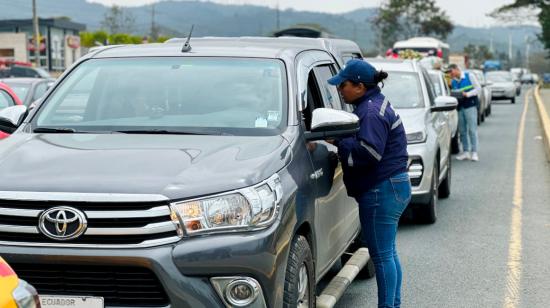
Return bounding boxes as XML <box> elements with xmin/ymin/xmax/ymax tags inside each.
<box><xmin>464</xmin><ymin>44</ymin><xmax>494</xmax><ymax>66</ymax></box>
<box><xmin>374</xmin><ymin>0</ymin><xmax>454</xmax><ymax>50</ymax></box>
<box><xmin>79</xmin><ymin>30</ymin><xmax>109</xmax><ymax>47</ymax></box>
<box><xmin>494</xmin><ymin>1</ymin><xmax>550</xmax><ymax>56</ymax></box>
<box><xmin>101</xmin><ymin>5</ymin><xmax>136</xmax><ymax>34</ymax></box>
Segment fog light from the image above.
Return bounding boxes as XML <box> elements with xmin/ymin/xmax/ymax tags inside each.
<box><xmin>224</xmin><ymin>278</ymin><xmax>259</xmax><ymax>307</ymax></box>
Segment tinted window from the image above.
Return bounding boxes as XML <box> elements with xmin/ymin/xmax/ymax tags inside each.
<box><xmin>313</xmin><ymin>65</ymin><xmax>344</xmax><ymax>110</ymax></box>
<box><xmin>381</xmin><ymin>71</ymin><xmax>424</xmax><ymax>108</ymax></box>
<box><xmin>0</xmin><ymin>90</ymin><xmax>15</xmax><ymax>109</ymax></box>
<box><xmin>34</xmin><ymin>57</ymin><xmax>288</xmax><ymax>136</ymax></box>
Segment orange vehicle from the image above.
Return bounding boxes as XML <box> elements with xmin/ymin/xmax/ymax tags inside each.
<box><xmin>0</xmin><ymin>257</ymin><xmax>40</xmax><ymax>308</ymax></box>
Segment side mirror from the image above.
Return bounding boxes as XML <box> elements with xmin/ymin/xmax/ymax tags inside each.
<box><xmin>305</xmin><ymin>108</ymin><xmax>359</xmax><ymax>141</ymax></box>
<box><xmin>0</xmin><ymin>105</ymin><xmax>28</xmax><ymax>134</ymax></box>
<box><xmin>432</xmin><ymin>96</ymin><xmax>458</xmax><ymax>112</ymax></box>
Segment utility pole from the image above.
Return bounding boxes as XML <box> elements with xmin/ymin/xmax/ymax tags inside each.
<box><xmin>275</xmin><ymin>1</ymin><xmax>280</xmax><ymax>31</ymax></box>
<box><xmin>32</xmin><ymin>0</ymin><xmax>40</xmax><ymax>66</ymax></box>
<box><xmin>150</xmin><ymin>3</ymin><xmax>157</xmax><ymax>41</ymax></box>
<box><xmin>508</xmin><ymin>34</ymin><xmax>513</xmax><ymax>62</ymax></box>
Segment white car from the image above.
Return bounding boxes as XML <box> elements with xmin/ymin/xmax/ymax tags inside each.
<box><xmin>487</xmin><ymin>71</ymin><xmax>517</xmax><ymax>104</ymax></box>
<box><xmin>370</xmin><ymin>59</ymin><xmax>458</xmax><ymax>223</ymax></box>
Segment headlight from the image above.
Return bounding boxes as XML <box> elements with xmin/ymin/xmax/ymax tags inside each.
<box><xmin>406</xmin><ymin>131</ymin><xmax>427</xmax><ymax>144</ymax></box>
<box><xmin>170</xmin><ymin>174</ymin><xmax>283</xmax><ymax>235</ymax></box>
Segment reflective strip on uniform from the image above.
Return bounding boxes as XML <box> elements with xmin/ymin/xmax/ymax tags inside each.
<box><xmin>391</xmin><ymin>117</ymin><xmax>402</xmax><ymax>130</ymax></box>
<box><xmin>379</xmin><ymin>98</ymin><xmax>389</xmax><ymax>116</ymax></box>
<box><xmin>360</xmin><ymin>141</ymin><xmax>382</xmax><ymax>161</ymax></box>
<box><xmin>348</xmin><ymin>153</ymin><xmax>354</xmax><ymax>167</ymax></box>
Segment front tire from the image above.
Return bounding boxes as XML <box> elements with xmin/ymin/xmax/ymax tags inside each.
<box><xmin>438</xmin><ymin>150</ymin><xmax>451</xmax><ymax>199</ymax></box>
<box><xmin>511</xmin><ymin>97</ymin><xmax>516</xmax><ymax>104</ymax></box>
<box><xmin>283</xmin><ymin>235</ymin><xmax>316</xmax><ymax>308</ymax></box>
<box><xmin>416</xmin><ymin>161</ymin><xmax>438</xmax><ymax>224</ymax></box>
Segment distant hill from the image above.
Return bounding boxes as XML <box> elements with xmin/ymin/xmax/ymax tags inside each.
<box><xmin>0</xmin><ymin>0</ymin><xmax>543</xmax><ymax>54</ymax></box>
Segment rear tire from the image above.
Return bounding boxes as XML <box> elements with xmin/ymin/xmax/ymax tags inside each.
<box><xmin>283</xmin><ymin>235</ymin><xmax>315</xmax><ymax>308</ymax></box>
<box><xmin>416</xmin><ymin>161</ymin><xmax>438</xmax><ymax>224</ymax></box>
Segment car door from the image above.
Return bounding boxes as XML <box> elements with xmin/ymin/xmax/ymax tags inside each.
<box><xmin>422</xmin><ymin>70</ymin><xmax>450</xmax><ymax>174</ymax></box>
<box><xmin>302</xmin><ymin>64</ymin><xmax>360</xmax><ymax>276</ymax></box>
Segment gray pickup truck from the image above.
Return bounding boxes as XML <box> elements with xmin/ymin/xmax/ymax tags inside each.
<box><xmin>0</xmin><ymin>37</ymin><xmax>372</xmax><ymax>308</ymax></box>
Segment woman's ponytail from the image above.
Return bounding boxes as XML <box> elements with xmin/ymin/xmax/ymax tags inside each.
<box><xmin>374</xmin><ymin>70</ymin><xmax>388</xmax><ymax>83</ymax></box>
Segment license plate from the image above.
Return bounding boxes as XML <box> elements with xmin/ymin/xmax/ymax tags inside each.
<box><xmin>40</xmin><ymin>295</ymin><xmax>104</xmax><ymax>308</ymax></box>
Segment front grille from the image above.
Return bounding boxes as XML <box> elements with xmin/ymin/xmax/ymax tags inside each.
<box><xmin>10</xmin><ymin>263</ymin><xmax>170</xmax><ymax>307</ymax></box>
<box><xmin>0</xmin><ymin>199</ymin><xmax>182</xmax><ymax>247</ymax></box>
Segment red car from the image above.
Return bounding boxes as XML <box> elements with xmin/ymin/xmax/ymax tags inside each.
<box><xmin>0</xmin><ymin>82</ymin><xmax>23</xmax><ymax>139</ymax></box>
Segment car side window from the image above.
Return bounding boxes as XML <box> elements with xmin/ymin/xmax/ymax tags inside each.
<box><xmin>33</xmin><ymin>82</ymin><xmax>48</xmax><ymax>101</ymax></box>
<box><xmin>302</xmin><ymin>70</ymin><xmax>325</xmax><ymax>131</ymax></box>
<box><xmin>421</xmin><ymin>70</ymin><xmax>436</xmax><ymax>106</ymax></box>
<box><xmin>0</xmin><ymin>90</ymin><xmax>15</xmax><ymax>108</ymax></box>
<box><xmin>313</xmin><ymin>65</ymin><xmax>343</xmax><ymax>110</ymax></box>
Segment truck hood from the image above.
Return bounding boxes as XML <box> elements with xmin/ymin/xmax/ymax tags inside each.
<box><xmin>395</xmin><ymin>108</ymin><xmax>427</xmax><ymax>135</ymax></box>
<box><xmin>0</xmin><ymin>133</ymin><xmax>291</xmax><ymax>200</ymax></box>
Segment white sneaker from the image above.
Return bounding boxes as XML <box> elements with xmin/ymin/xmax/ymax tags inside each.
<box><xmin>456</xmin><ymin>152</ymin><xmax>471</xmax><ymax>161</ymax></box>
<box><xmin>471</xmin><ymin>152</ymin><xmax>479</xmax><ymax>161</ymax></box>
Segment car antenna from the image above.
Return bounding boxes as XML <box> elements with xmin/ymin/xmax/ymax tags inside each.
<box><xmin>181</xmin><ymin>25</ymin><xmax>194</xmax><ymax>53</ymax></box>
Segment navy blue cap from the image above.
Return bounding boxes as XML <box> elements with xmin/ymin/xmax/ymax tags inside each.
<box><xmin>328</xmin><ymin>59</ymin><xmax>377</xmax><ymax>86</ymax></box>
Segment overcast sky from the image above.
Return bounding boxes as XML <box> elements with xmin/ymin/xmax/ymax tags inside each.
<box><xmin>88</xmin><ymin>0</ymin><xmax>519</xmax><ymax>27</ymax></box>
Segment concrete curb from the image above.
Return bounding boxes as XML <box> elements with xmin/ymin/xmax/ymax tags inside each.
<box><xmin>534</xmin><ymin>85</ymin><xmax>550</xmax><ymax>162</ymax></box>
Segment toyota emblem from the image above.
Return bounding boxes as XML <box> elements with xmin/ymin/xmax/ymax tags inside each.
<box><xmin>39</xmin><ymin>207</ymin><xmax>87</xmax><ymax>240</ymax></box>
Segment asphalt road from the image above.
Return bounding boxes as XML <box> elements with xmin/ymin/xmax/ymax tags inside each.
<box><xmin>333</xmin><ymin>86</ymin><xmax>550</xmax><ymax>308</ymax></box>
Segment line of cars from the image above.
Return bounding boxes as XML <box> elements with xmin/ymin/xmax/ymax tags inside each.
<box><xmin>0</xmin><ymin>36</ymin><xmax>521</xmax><ymax>307</ymax></box>
<box><xmin>0</xmin><ymin>36</ymin><xmax>462</xmax><ymax>308</ymax></box>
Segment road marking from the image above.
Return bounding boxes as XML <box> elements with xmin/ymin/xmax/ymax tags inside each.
<box><xmin>504</xmin><ymin>89</ymin><xmax>531</xmax><ymax>308</ymax></box>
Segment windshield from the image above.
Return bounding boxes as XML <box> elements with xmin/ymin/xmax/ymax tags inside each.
<box><xmin>486</xmin><ymin>72</ymin><xmax>512</xmax><ymax>83</ymax></box>
<box><xmin>381</xmin><ymin>71</ymin><xmax>424</xmax><ymax>108</ymax></box>
<box><xmin>34</xmin><ymin>57</ymin><xmax>287</xmax><ymax>135</ymax></box>
<box><xmin>4</xmin><ymin>82</ymin><xmax>30</xmax><ymax>102</ymax></box>
<box><xmin>428</xmin><ymin>72</ymin><xmax>443</xmax><ymax>96</ymax></box>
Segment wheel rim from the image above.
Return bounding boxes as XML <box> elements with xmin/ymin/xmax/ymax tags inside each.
<box><xmin>297</xmin><ymin>263</ymin><xmax>309</xmax><ymax>307</ymax></box>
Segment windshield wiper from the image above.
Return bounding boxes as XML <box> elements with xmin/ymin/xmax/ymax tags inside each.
<box><xmin>33</xmin><ymin>127</ymin><xmax>77</xmax><ymax>133</ymax></box>
<box><xmin>113</xmin><ymin>129</ymin><xmax>228</xmax><ymax>135</ymax></box>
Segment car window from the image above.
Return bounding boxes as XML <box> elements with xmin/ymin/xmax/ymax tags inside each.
<box><xmin>32</xmin><ymin>82</ymin><xmax>48</xmax><ymax>102</ymax></box>
<box><xmin>422</xmin><ymin>70</ymin><xmax>436</xmax><ymax>106</ymax></box>
<box><xmin>382</xmin><ymin>71</ymin><xmax>425</xmax><ymax>108</ymax></box>
<box><xmin>313</xmin><ymin>65</ymin><xmax>344</xmax><ymax>110</ymax></box>
<box><xmin>428</xmin><ymin>73</ymin><xmax>443</xmax><ymax>96</ymax></box>
<box><xmin>486</xmin><ymin>72</ymin><xmax>512</xmax><ymax>82</ymax></box>
<box><xmin>34</xmin><ymin>57</ymin><xmax>288</xmax><ymax>136</ymax></box>
<box><xmin>302</xmin><ymin>70</ymin><xmax>324</xmax><ymax>131</ymax></box>
<box><xmin>3</xmin><ymin>83</ymin><xmax>29</xmax><ymax>102</ymax></box>
<box><xmin>0</xmin><ymin>90</ymin><xmax>15</xmax><ymax>109</ymax></box>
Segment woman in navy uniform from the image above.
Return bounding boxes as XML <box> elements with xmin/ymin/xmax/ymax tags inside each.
<box><xmin>327</xmin><ymin>59</ymin><xmax>411</xmax><ymax>308</ymax></box>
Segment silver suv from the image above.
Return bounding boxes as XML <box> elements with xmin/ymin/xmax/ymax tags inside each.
<box><xmin>370</xmin><ymin>59</ymin><xmax>457</xmax><ymax>223</ymax></box>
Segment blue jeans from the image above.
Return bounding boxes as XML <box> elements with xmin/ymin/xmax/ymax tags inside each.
<box><xmin>458</xmin><ymin>106</ymin><xmax>478</xmax><ymax>152</ymax></box>
<box><xmin>355</xmin><ymin>173</ymin><xmax>411</xmax><ymax>308</ymax></box>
